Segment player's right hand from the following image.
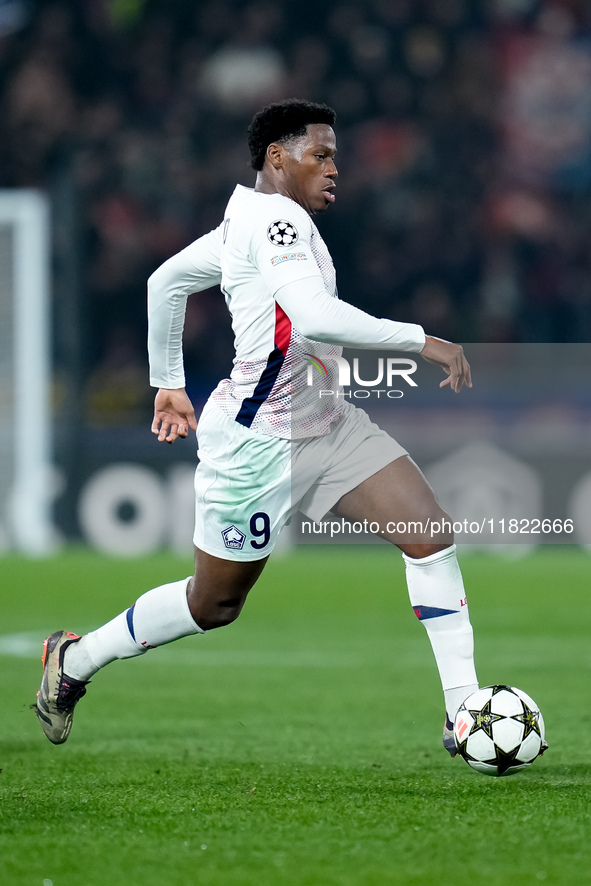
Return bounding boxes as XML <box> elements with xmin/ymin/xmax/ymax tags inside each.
<box><xmin>151</xmin><ymin>388</ymin><xmax>197</xmax><ymax>443</ymax></box>
<box><xmin>420</xmin><ymin>335</ymin><xmax>472</xmax><ymax>393</ymax></box>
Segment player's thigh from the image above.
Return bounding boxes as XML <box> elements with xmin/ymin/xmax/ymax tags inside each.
<box><xmin>296</xmin><ymin>403</ymin><xmax>407</xmax><ymax>525</ymax></box>
<box><xmin>194</xmin><ymin>402</ymin><xmax>293</xmax><ymax>562</ymax></box>
<box><xmin>333</xmin><ymin>454</ymin><xmax>452</xmax><ymax>548</ymax></box>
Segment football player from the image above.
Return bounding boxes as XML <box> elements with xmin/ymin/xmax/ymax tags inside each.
<box><xmin>36</xmin><ymin>100</ymin><xmax>477</xmax><ymax>755</ymax></box>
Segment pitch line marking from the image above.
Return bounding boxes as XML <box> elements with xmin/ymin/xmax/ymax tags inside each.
<box><xmin>0</xmin><ymin>631</ymin><xmax>362</xmax><ymax>668</ymax></box>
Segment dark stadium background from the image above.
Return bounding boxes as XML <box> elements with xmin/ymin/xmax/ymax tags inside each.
<box><xmin>1</xmin><ymin>0</ymin><xmax>591</xmax><ymax>546</ymax></box>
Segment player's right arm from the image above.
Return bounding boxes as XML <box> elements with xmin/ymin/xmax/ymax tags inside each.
<box><xmin>273</xmin><ymin>279</ymin><xmax>471</xmax><ymax>393</ymax></box>
<box><xmin>246</xmin><ymin>201</ymin><xmax>471</xmax><ymax>393</ymax></box>
<box><xmin>148</xmin><ymin>224</ymin><xmax>222</xmax><ymax>442</ymax></box>
<box><xmin>420</xmin><ymin>335</ymin><xmax>472</xmax><ymax>393</ymax></box>
<box><xmin>247</xmin><ymin>204</ymin><xmax>426</xmax><ymax>353</ymax></box>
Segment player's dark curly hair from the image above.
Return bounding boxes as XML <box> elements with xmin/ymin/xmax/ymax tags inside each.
<box><xmin>247</xmin><ymin>99</ymin><xmax>336</xmax><ymax>171</ymax></box>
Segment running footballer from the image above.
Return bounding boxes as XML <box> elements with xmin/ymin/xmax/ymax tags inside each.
<box><xmin>36</xmin><ymin>100</ymin><xmax>477</xmax><ymax>757</ymax></box>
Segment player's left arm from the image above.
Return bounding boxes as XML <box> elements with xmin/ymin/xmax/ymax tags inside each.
<box><xmin>149</xmin><ymin>225</ymin><xmax>222</xmax><ymax>443</ymax></box>
<box><xmin>148</xmin><ymin>224</ymin><xmax>223</xmax><ymax>391</ymax></box>
<box><xmin>151</xmin><ymin>387</ymin><xmax>197</xmax><ymax>444</ymax></box>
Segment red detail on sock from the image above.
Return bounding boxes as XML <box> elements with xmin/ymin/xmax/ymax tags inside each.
<box><xmin>413</xmin><ymin>607</ymin><xmax>422</xmax><ymax>619</ymax></box>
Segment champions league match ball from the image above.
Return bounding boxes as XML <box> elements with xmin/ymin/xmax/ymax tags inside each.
<box><xmin>454</xmin><ymin>685</ymin><xmax>547</xmax><ymax>777</ymax></box>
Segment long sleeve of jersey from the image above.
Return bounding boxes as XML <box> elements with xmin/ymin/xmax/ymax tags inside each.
<box><xmin>148</xmin><ymin>225</ymin><xmax>223</xmax><ymax>388</ymax></box>
<box><xmin>274</xmin><ymin>276</ymin><xmax>426</xmax><ymax>352</ymax></box>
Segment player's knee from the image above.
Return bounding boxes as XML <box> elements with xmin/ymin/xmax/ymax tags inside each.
<box><xmin>402</xmin><ymin>540</ymin><xmax>451</xmax><ymax>559</ymax></box>
<box><xmin>428</xmin><ymin>504</ymin><xmax>454</xmax><ymax>545</ymax></box>
<box><xmin>187</xmin><ymin>592</ymin><xmax>245</xmax><ymax>631</ymax></box>
<box><xmin>402</xmin><ymin>503</ymin><xmax>454</xmax><ymax>554</ymax></box>
<box><xmin>196</xmin><ymin>610</ymin><xmax>241</xmax><ymax>631</ymax></box>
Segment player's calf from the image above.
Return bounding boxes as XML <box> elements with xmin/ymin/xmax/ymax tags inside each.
<box><xmin>403</xmin><ymin>544</ymin><xmax>479</xmax><ymax>755</ymax></box>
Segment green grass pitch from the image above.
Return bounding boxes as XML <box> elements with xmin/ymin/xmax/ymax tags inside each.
<box><xmin>1</xmin><ymin>547</ymin><xmax>590</xmax><ymax>886</ymax></box>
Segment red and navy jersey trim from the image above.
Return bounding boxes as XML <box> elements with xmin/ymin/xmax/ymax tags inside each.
<box><xmin>235</xmin><ymin>304</ymin><xmax>292</xmax><ymax>429</ymax></box>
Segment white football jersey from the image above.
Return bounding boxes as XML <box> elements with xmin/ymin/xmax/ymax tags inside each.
<box><xmin>147</xmin><ymin>185</ymin><xmax>425</xmax><ymax>440</ymax></box>
<box><xmin>210</xmin><ymin>185</ymin><xmax>345</xmax><ymax>439</ymax></box>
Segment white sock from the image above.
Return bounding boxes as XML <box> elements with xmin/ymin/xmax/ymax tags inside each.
<box><xmin>64</xmin><ymin>577</ymin><xmax>203</xmax><ymax>681</ymax></box>
<box><xmin>403</xmin><ymin>545</ymin><xmax>478</xmax><ymax>722</ymax></box>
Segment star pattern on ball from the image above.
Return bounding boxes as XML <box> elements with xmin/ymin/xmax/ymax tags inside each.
<box><xmin>465</xmin><ymin>698</ymin><xmax>504</xmax><ymax>741</ymax></box>
<box><xmin>490</xmin><ymin>745</ymin><xmax>521</xmax><ymax>776</ymax></box>
<box><xmin>515</xmin><ymin>707</ymin><xmax>542</xmax><ymax>739</ymax></box>
<box><xmin>267</xmin><ymin>220</ymin><xmax>298</xmax><ymax>246</ymax></box>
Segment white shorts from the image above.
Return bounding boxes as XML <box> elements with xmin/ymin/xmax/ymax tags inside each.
<box><xmin>193</xmin><ymin>400</ymin><xmax>407</xmax><ymax>560</ymax></box>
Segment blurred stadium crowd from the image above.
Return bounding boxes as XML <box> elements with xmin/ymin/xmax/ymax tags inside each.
<box><xmin>1</xmin><ymin>0</ymin><xmax>591</xmax><ymax>423</ymax></box>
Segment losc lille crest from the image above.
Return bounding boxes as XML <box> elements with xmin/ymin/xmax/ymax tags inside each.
<box><xmin>221</xmin><ymin>525</ymin><xmax>246</xmax><ymax>550</ymax></box>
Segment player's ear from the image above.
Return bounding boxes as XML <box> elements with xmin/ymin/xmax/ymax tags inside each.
<box><xmin>266</xmin><ymin>142</ymin><xmax>284</xmax><ymax>169</ymax></box>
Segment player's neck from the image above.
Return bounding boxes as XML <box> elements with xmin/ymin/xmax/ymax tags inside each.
<box><xmin>254</xmin><ymin>172</ymin><xmax>303</xmax><ymax>212</ymax></box>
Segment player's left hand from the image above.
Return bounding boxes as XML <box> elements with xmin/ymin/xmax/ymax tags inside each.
<box><xmin>152</xmin><ymin>388</ymin><xmax>197</xmax><ymax>443</ymax></box>
<box><xmin>420</xmin><ymin>335</ymin><xmax>472</xmax><ymax>393</ymax></box>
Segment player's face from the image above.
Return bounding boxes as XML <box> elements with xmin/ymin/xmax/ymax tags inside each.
<box><xmin>281</xmin><ymin>124</ymin><xmax>338</xmax><ymax>215</ymax></box>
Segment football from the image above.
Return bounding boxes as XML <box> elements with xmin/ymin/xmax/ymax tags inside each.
<box><xmin>454</xmin><ymin>685</ymin><xmax>547</xmax><ymax>777</ymax></box>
